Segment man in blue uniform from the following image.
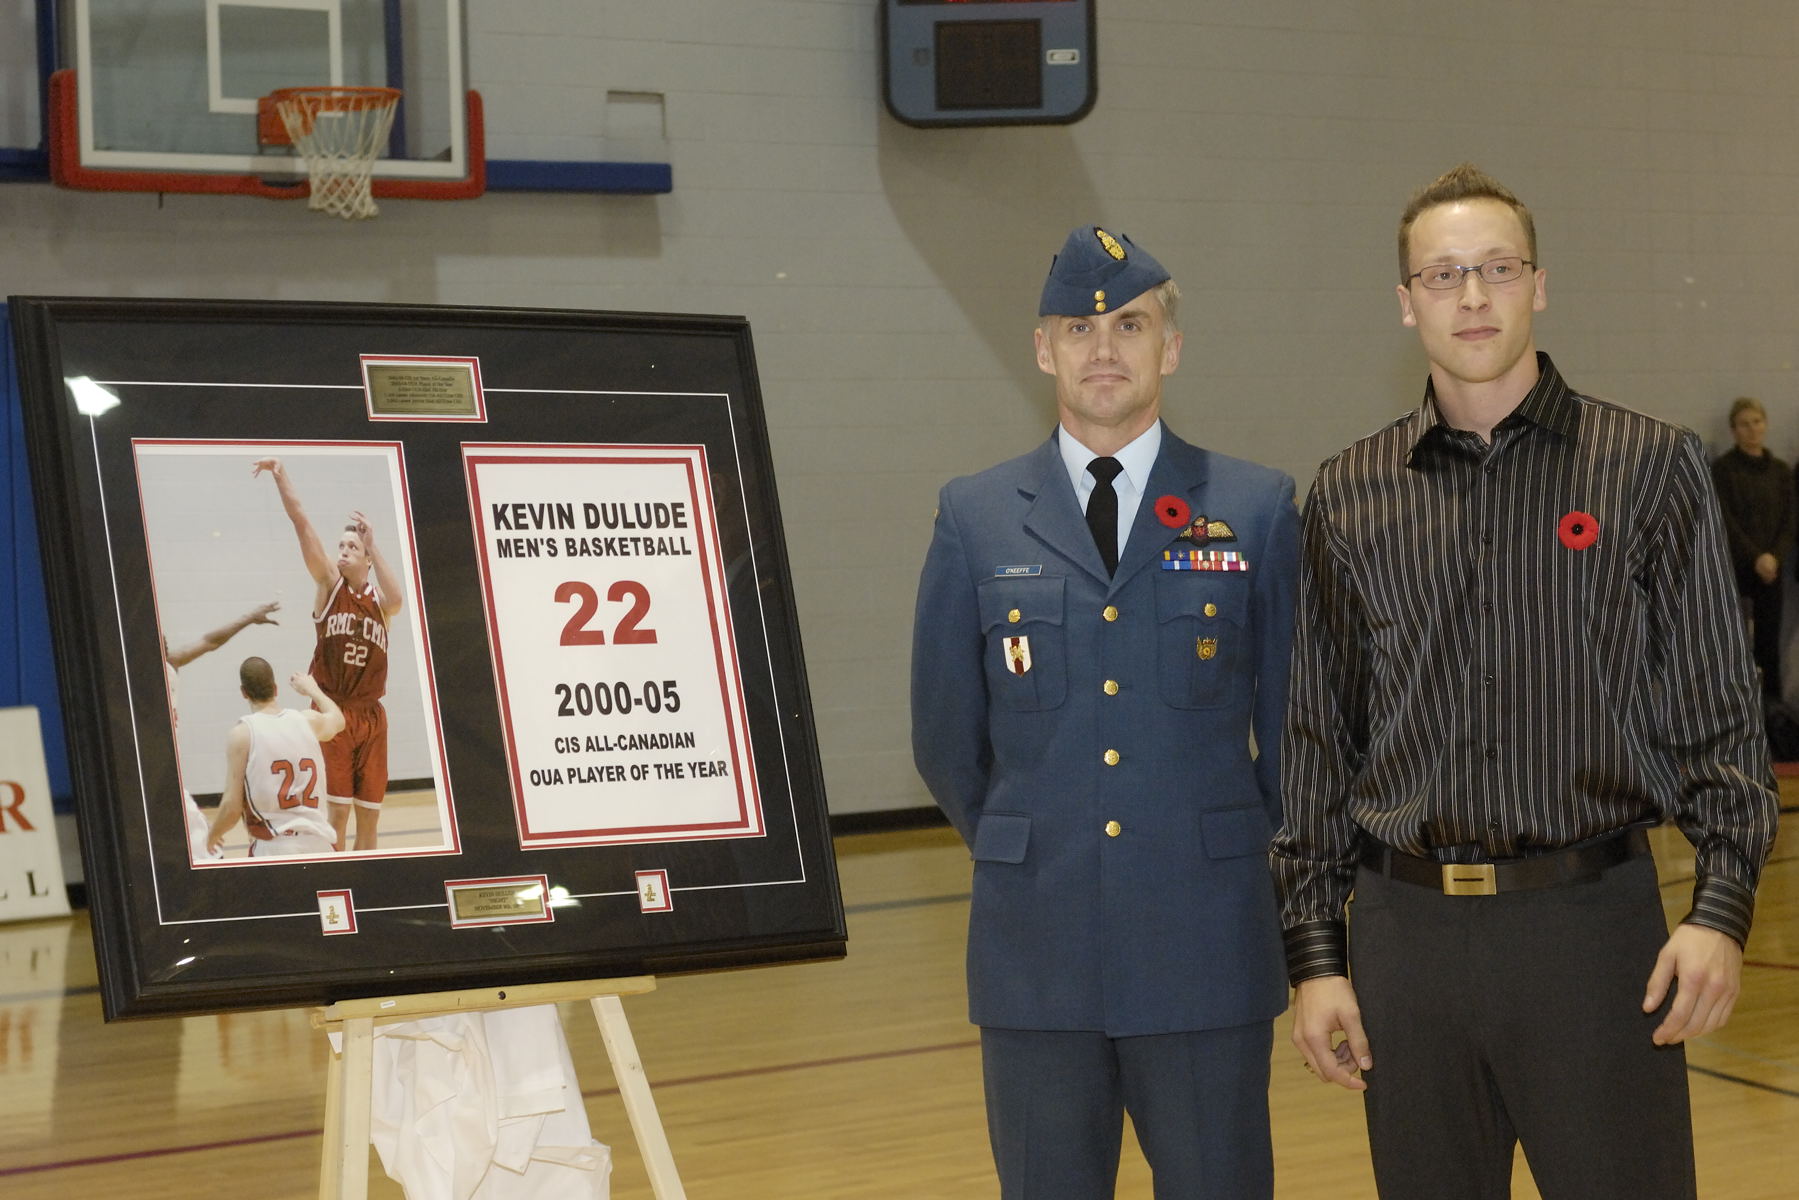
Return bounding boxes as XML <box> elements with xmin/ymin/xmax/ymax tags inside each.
<box><xmin>911</xmin><ymin>225</ymin><xmax>1300</xmax><ymax>1199</ymax></box>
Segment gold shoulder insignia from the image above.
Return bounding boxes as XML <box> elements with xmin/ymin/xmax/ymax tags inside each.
<box><xmin>1094</xmin><ymin>228</ymin><xmax>1127</xmax><ymax>260</ymax></box>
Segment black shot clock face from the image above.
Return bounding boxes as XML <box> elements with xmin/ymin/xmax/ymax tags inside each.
<box><xmin>881</xmin><ymin>0</ymin><xmax>1096</xmax><ymax>128</ymax></box>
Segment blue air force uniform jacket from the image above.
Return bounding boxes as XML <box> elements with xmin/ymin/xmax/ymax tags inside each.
<box><xmin>911</xmin><ymin>425</ymin><xmax>1300</xmax><ymax>1036</ymax></box>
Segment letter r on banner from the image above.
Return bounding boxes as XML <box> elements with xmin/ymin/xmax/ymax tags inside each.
<box><xmin>0</xmin><ymin>782</ymin><xmax>35</xmax><ymax>832</ymax></box>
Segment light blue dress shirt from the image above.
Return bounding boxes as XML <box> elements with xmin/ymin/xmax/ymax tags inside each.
<box><xmin>1058</xmin><ymin>420</ymin><xmax>1163</xmax><ymax>562</ymax></box>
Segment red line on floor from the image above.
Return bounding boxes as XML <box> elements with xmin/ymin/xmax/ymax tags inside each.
<box><xmin>0</xmin><ymin>1038</ymin><xmax>982</xmax><ymax>1177</ymax></box>
<box><xmin>580</xmin><ymin>1037</ymin><xmax>981</xmax><ymax>1098</ymax></box>
<box><xmin>0</xmin><ymin>1129</ymin><xmax>316</xmax><ymax>1177</ymax></box>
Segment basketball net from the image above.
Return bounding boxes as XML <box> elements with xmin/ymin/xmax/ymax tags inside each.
<box><xmin>272</xmin><ymin>87</ymin><xmax>403</xmax><ymax>220</ymax></box>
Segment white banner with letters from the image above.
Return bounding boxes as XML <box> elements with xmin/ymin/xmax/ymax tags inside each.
<box><xmin>0</xmin><ymin>706</ymin><xmax>72</xmax><ymax>921</ymax></box>
<box><xmin>464</xmin><ymin>444</ymin><xmax>764</xmax><ymax>847</ymax></box>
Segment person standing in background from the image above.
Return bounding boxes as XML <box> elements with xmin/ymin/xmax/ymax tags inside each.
<box><xmin>1709</xmin><ymin>396</ymin><xmax>1793</xmax><ymax>698</ymax></box>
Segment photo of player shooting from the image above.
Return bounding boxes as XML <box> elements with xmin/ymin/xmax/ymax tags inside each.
<box><xmin>253</xmin><ymin>456</ymin><xmax>405</xmax><ymax>851</ymax></box>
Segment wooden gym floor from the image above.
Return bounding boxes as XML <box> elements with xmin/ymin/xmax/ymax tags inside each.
<box><xmin>0</xmin><ymin>807</ymin><xmax>1792</xmax><ymax>1198</ymax></box>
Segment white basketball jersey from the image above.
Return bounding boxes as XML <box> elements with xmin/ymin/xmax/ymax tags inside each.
<box><xmin>241</xmin><ymin>708</ymin><xmax>337</xmax><ymax>846</ymax></box>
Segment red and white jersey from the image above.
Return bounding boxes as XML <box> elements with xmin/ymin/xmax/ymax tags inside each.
<box><xmin>241</xmin><ymin>708</ymin><xmax>336</xmax><ymax>844</ymax></box>
<box><xmin>311</xmin><ymin>576</ymin><xmax>389</xmax><ymax>708</ymax></box>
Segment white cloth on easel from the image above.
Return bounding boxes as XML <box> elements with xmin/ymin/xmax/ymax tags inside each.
<box><xmin>365</xmin><ymin>1004</ymin><xmax>611</xmax><ymax>1200</ymax></box>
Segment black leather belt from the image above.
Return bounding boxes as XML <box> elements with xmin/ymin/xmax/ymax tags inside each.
<box><xmin>1358</xmin><ymin>827</ymin><xmax>1651</xmax><ymax>896</ymax></box>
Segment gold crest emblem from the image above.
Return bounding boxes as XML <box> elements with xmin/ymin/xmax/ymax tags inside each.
<box><xmin>1005</xmin><ymin>635</ymin><xmax>1033</xmax><ymax>676</ymax></box>
<box><xmin>1095</xmin><ymin>228</ymin><xmax>1127</xmax><ymax>260</ymax></box>
<box><xmin>1197</xmin><ymin>637</ymin><xmax>1218</xmax><ymax>661</ymax></box>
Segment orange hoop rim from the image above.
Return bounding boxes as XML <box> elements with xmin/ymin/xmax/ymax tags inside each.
<box><xmin>268</xmin><ymin>85</ymin><xmax>403</xmax><ymax>113</ymax></box>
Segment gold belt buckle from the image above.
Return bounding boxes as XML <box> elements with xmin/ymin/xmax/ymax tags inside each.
<box><xmin>1441</xmin><ymin>863</ymin><xmax>1497</xmax><ymax>896</ymax></box>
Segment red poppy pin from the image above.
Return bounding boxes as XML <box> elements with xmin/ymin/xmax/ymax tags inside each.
<box><xmin>1155</xmin><ymin>495</ymin><xmax>1192</xmax><ymax>529</ymax></box>
<box><xmin>1558</xmin><ymin>510</ymin><xmax>1599</xmax><ymax>551</ymax></box>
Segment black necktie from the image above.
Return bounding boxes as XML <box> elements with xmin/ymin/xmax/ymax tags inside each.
<box><xmin>1086</xmin><ymin>456</ymin><xmax>1124</xmax><ymax>576</ymax></box>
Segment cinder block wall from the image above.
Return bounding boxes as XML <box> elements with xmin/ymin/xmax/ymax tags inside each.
<box><xmin>6</xmin><ymin>1</ymin><xmax>1797</xmax><ymax>813</ymax></box>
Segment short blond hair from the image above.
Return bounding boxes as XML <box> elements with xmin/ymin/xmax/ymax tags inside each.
<box><xmin>1150</xmin><ymin>279</ymin><xmax>1181</xmax><ymax>336</ymax></box>
<box><xmin>1398</xmin><ymin>163</ymin><xmax>1537</xmax><ymax>283</ymax></box>
<box><xmin>239</xmin><ymin>656</ymin><xmax>277</xmax><ymax>703</ymax></box>
<box><xmin>1038</xmin><ymin>277</ymin><xmax>1182</xmax><ymax>343</ymax></box>
<box><xmin>1729</xmin><ymin>396</ymin><xmax>1766</xmax><ymax>425</ymax></box>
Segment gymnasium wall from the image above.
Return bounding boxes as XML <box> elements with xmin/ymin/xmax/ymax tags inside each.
<box><xmin>5</xmin><ymin>1</ymin><xmax>1798</xmax><ymax>815</ymax></box>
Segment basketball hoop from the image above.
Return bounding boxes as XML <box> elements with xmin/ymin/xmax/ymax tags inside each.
<box><xmin>269</xmin><ymin>86</ymin><xmax>402</xmax><ymax>220</ymax></box>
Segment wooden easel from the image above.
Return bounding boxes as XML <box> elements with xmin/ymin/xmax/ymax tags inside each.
<box><xmin>311</xmin><ymin>976</ymin><xmax>686</xmax><ymax>1200</ymax></box>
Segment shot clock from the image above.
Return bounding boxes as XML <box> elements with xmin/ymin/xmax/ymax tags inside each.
<box><xmin>881</xmin><ymin>0</ymin><xmax>1097</xmax><ymax>127</ymax></box>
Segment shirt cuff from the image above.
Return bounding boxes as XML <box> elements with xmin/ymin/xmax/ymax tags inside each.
<box><xmin>1282</xmin><ymin>919</ymin><xmax>1348</xmax><ymax>986</ymax></box>
<box><xmin>1682</xmin><ymin>876</ymin><xmax>1757</xmax><ymax>947</ymax></box>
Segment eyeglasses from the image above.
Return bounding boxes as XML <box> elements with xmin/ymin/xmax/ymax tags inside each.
<box><xmin>1408</xmin><ymin>257</ymin><xmax>1535</xmax><ymax>290</ymax></box>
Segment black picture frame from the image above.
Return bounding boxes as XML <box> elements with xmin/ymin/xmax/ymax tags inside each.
<box><xmin>10</xmin><ymin>296</ymin><xmax>844</xmax><ymax>1019</ymax></box>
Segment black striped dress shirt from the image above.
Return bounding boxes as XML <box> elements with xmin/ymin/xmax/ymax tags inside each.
<box><xmin>1272</xmin><ymin>353</ymin><xmax>1780</xmax><ymax>984</ymax></box>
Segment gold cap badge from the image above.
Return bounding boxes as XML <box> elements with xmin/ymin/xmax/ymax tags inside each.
<box><xmin>1095</xmin><ymin>228</ymin><xmax>1126</xmax><ymax>260</ymax></box>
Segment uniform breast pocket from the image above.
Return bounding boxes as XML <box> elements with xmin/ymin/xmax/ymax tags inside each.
<box><xmin>1156</xmin><ymin>576</ymin><xmax>1248</xmax><ymax>709</ymax></box>
<box><xmin>978</xmin><ymin>577</ymin><xmax>1067</xmax><ymax>711</ymax></box>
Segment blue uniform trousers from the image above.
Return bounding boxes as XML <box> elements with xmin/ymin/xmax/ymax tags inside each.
<box><xmin>981</xmin><ymin>1022</ymin><xmax>1274</xmax><ymax>1199</ymax></box>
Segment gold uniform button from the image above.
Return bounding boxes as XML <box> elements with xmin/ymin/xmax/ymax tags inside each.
<box><xmin>1102</xmin><ymin>605</ymin><xmax>1119</xmax><ymax>622</ymax></box>
<box><xmin>1007</xmin><ymin>608</ymin><xmax>1022</xmax><ymax>624</ymax></box>
<box><xmin>1204</xmin><ymin>602</ymin><xmax>1218</xmax><ymax>617</ymax></box>
<box><xmin>1104</xmin><ymin>820</ymin><xmax>1122</xmax><ymax>837</ymax></box>
<box><xmin>1103</xmin><ymin>679</ymin><xmax>1119</xmax><ymax>696</ymax></box>
<box><xmin>1103</xmin><ymin>749</ymin><xmax>1120</xmax><ymax>766</ymax></box>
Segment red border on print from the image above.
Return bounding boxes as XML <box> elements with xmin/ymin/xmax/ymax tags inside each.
<box><xmin>317</xmin><ymin>889</ymin><xmax>358</xmax><ymax>935</ymax></box>
<box><xmin>635</xmin><ymin>869</ymin><xmax>674</xmax><ymax>913</ymax></box>
<box><xmin>132</xmin><ymin>438</ymin><xmax>461</xmax><ymax>866</ymax></box>
<box><xmin>462</xmin><ymin>445</ymin><xmax>764</xmax><ymax>847</ymax></box>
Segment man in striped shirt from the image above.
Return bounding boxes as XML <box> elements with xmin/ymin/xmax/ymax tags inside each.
<box><xmin>1271</xmin><ymin>163</ymin><xmax>1779</xmax><ymax>1199</ymax></box>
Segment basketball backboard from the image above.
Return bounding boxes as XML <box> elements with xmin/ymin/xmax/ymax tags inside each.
<box><xmin>10</xmin><ymin>1</ymin><xmax>674</xmax><ymax>201</ymax></box>
<box><xmin>0</xmin><ymin>4</ymin><xmax>48</xmax><ymax>179</ymax></box>
<box><xmin>52</xmin><ymin>0</ymin><xmax>481</xmax><ymax>197</ymax></box>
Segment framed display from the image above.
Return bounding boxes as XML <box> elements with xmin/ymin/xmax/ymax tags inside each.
<box><xmin>9</xmin><ymin>296</ymin><xmax>844</xmax><ymax>1019</ymax></box>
